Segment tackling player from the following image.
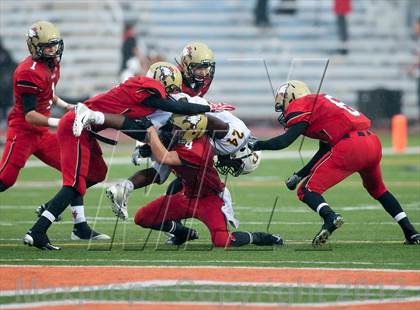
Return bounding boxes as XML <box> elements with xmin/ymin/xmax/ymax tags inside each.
<box><xmin>22</xmin><ymin>62</ymin><xmax>232</xmax><ymax>250</ymax></box>
<box><xmin>249</xmin><ymin>80</ymin><xmax>420</xmax><ymax>246</ymax></box>
<box><xmin>0</xmin><ymin>21</ymin><xmax>107</xmax><ymax>240</ymax></box>
<box><xmin>177</xmin><ymin>42</ymin><xmax>215</xmax><ymax>97</ymax></box>
<box><xmin>106</xmin><ymin>114</ymin><xmax>283</xmax><ymax>248</ymax></box>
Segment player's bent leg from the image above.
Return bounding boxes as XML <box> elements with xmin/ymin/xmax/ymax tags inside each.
<box><xmin>23</xmin><ymin>186</ymin><xmax>79</xmax><ymax>250</ymax></box>
<box><xmin>377</xmin><ymin>191</ymin><xmax>419</xmax><ymax>245</ymax></box>
<box><xmin>360</xmin><ymin>165</ymin><xmax>419</xmax><ymax>244</ymax></box>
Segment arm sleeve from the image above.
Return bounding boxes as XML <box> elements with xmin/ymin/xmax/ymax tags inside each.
<box><xmin>143</xmin><ymin>95</ymin><xmax>210</xmax><ymax>115</ymax></box>
<box><xmin>255</xmin><ymin>121</ymin><xmax>308</xmax><ymax>150</ymax></box>
<box><xmin>296</xmin><ymin>141</ymin><xmax>331</xmax><ymax>178</ymax></box>
<box><xmin>22</xmin><ymin>93</ymin><xmax>37</xmax><ymax>115</ymax></box>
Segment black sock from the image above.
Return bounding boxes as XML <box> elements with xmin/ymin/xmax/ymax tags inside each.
<box><xmin>70</xmin><ymin>194</ymin><xmax>83</xmax><ymax>206</ymax></box>
<box><xmin>153</xmin><ymin>220</ymin><xmax>190</xmax><ymax>236</ymax></box>
<box><xmin>251</xmin><ymin>232</ymin><xmax>277</xmax><ymax>246</ymax></box>
<box><xmin>0</xmin><ymin>181</ymin><xmax>7</xmax><ymax>192</ymax></box>
<box><xmin>302</xmin><ymin>190</ymin><xmax>335</xmax><ymax>221</ymax></box>
<box><xmin>231</xmin><ymin>231</ymin><xmax>252</xmax><ymax>246</ymax></box>
<box><xmin>30</xmin><ymin>216</ymin><xmax>53</xmax><ymax>233</ymax></box>
<box><xmin>378</xmin><ymin>191</ymin><xmax>417</xmax><ymax>238</ymax></box>
<box><xmin>31</xmin><ymin>186</ymin><xmax>78</xmax><ymax>233</ymax></box>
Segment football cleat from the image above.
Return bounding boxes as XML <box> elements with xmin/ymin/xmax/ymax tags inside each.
<box><xmin>71</xmin><ymin>222</ymin><xmax>110</xmax><ymax>240</ymax></box>
<box><xmin>23</xmin><ymin>230</ymin><xmax>60</xmax><ymax>250</ymax></box>
<box><xmin>106</xmin><ymin>183</ymin><xmax>130</xmax><ymax>221</ymax></box>
<box><xmin>166</xmin><ymin>228</ymin><xmax>199</xmax><ymax>246</ymax></box>
<box><xmin>35</xmin><ymin>204</ymin><xmax>62</xmax><ymax>222</ymax></box>
<box><xmin>270</xmin><ymin>234</ymin><xmax>284</xmax><ymax>246</ymax></box>
<box><xmin>404</xmin><ymin>233</ymin><xmax>420</xmax><ymax>245</ymax></box>
<box><xmin>73</xmin><ymin>102</ymin><xmax>95</xmax><ymax>137</ymax></box>
<box><xmin>312</xmin><ymin>214</ymin><xmax>344</xmax><ymax>247</ymax></box>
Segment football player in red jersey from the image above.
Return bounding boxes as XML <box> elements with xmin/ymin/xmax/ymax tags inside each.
<box><xmin>106</xmin><ymin>114</ymin><xmax>283</xmax><ymax>248</ymax></box>
<box><xmin>249</xmin><ymin>80</ymin><xmax>420</xmax><ymax>246</ymax></box>
<box><xmin>23</xmin><ymin>62</ymin><xmax>233</xmax><ymax>250</ymax></box>
<box><xmin>177</xmin><ymin>42</ymin><xmax>215</xmax><ymax>97</ymax></box>
<box><xmin>0</xmin><ymin>21</ymin><xmax>108</xmax><ymax>241</ymax></box>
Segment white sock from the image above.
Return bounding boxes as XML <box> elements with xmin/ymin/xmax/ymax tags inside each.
<box><xmin>70</xmin><ymin>205</ymin><xmax>86</xmax><ymax>224</ymax></box>
<box><xmin>41</xmin><ymin>210</ymin><xmax>56</xmax><ymax>223</ymax></box>
<box><xmin>121</xmin><ymin>179</ymin><xmax>134</xmax><ymax>192</ymax></box>
<box><xmin>93</xmin><ymin>111</ymin><xmax>105</xmax><ymax>125</ymax></box>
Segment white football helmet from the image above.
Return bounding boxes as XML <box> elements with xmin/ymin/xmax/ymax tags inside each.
<box><xmin>215</xmin><ymin>145</ymin><xmax>262</xmax><ymax>177</ymax></box>
<box><xmin>234</xmin><ymin>146</ymin><xmax>262</xmax><ymax>175</ymax></box>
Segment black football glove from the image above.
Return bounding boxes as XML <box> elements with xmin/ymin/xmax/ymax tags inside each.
<box><xmin>247</xmin><ymin>136</ymin><xmax>260</xmax><ymax>151</ymax></box>
<box><xmin>285</xmin><ymin>173</ymin><xmax>302</xmax><ymax>190</ymax></box>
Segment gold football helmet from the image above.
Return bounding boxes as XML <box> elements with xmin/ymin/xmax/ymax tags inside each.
<box><xmin>275</xmin><ymin>80</ymin><xmax>311</xmax><ymax>125</ymax></box>
<box><xmin>146</xmin><ymin>61</ymin><xmax>182</xmax><ymax>94</ymax></box>
<box><xmin>180</xmin><ymin>42</ymin><xmax>215</xmax><ymax>85</ymax></box>
<box><xmin>27</xmin><ymin>21</ymin><xmax>63</xmax><ymax>63</ymax></box>
<box><xmin>169</xmin><ymin>114</ymin><xmax>208</xmax><ymax>145</ymax></box>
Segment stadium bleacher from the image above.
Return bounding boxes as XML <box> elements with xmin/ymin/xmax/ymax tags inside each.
<box><xmin>0</xmin><ymin>0</ymin><xmax>417</xmax><ymax>120</ymax></box>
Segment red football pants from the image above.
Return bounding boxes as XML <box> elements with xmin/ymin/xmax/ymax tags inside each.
<box><xmin>57</xmin><ymin>111</ymin><xmax>107</xmax><ymax>195</ymax></box>
<box><xmin>0</xmin><ymin>127</ymin><xmax>61</xmax><ymax>188</ymax></box>
<box><xmin>134</xmin><ymin>192</ymin><xmax>231</xmax><ymax>247</ymax></box>
<box><xmin>298</xmin><ymin>131</ymin><xmax>387</xmax><ymax>200</ymax></box>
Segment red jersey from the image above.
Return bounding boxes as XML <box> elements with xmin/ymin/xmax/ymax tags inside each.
<box><xmin>85</xmin><ymin>76</ymin><xmax>166</xmax><ymax>119</ymax></box>
<box><xmin>172</xmin><ymin>136</ymin><xmax>224</xmax><ymax>198</ymax></box>
<box><xmin>285</xmin><ymin>94</ymin><xmax>371</xmax><ymax>146</ymax></box>
<box><xmin>8</xmin><ymin>56</ymin><xmax>60</xmax><ymax>133</ymax></box>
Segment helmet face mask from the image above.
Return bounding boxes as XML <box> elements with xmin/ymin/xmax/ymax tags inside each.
<box><xmin>146</xmin><ymin>61</ymin><xmax>182</xmax><ymax>94</ymax></box>
<box><xmin>180</xmin><ymin>42</ymin><xmax>215</xmax><ymax>85</ymax></box>
<box><xmin>215</xmin><ymin>146</ymin><xmax>262</xmax><ymax>177</ymax></box>
<box><xmin>27</xmin><ymin>21</ymin><xmax>63</xmax><ymax>64</ymax></box>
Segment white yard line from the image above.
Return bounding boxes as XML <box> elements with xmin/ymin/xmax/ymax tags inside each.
<box><xmin>0</xmin><ymin>258</ymin><xmax>413</xmax><ymax>267</ymax></box>
<box><xmin>1</xmin><ymin>279</ymin><xmax>420</xmax><ymax>297</ymax></box>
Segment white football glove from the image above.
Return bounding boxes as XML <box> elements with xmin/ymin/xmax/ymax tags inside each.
<box><xmin>106</xmin><ymin>183</ymin><xmax>130</xmax><ymax>220</ymax></box>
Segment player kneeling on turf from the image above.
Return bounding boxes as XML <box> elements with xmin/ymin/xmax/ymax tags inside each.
<box><xmin>106</xmin><ymin>114</ymin><xmax>283</xmax><ymax>248</ymax></box>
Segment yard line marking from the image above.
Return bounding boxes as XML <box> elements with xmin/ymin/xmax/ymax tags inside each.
<box><xmin>1</xmin><ymin>279</ymin><xmax>420</xmax><ymax>297</ymax></box>
<box><xmin>0</xmin><ymin>259</ymin><xmax>415</xmax><ymax>267</ymax></box>
<box><xmin>1</xmin><ymin>266</ymin><xmax>420</xmax><ymax>291</ymax></box>
<box><xmin>2</xmin><ymin>265</ymin><xmax>420</xmax><ymax>273</ymax></box>
<box><xmin>2</xmin><ymin>297</ymin><xmax>420</xmax><ymax>310</ymax></box>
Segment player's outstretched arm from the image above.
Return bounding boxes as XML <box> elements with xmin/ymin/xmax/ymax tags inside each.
<box><xmin>144</xmin><ymin>96</ymin><xmax>235</xmax><ymax>114</ymax></box>
<box><xmin>249</xmin><ymin>122</ymin><xmax>308</xmax><ymax>151</ymax></box>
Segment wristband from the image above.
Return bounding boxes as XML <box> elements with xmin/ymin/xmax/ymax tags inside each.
<box><xmin>47</xmin><ymin>117</ymin><xmax>60</xmax><ymax>127</ymax></box>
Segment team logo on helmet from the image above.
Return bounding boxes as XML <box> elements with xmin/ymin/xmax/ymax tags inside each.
<box><xmin>182</xmin><ymin>115</ymin><xmax>202</xmax><ymax>129</ymax></box>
